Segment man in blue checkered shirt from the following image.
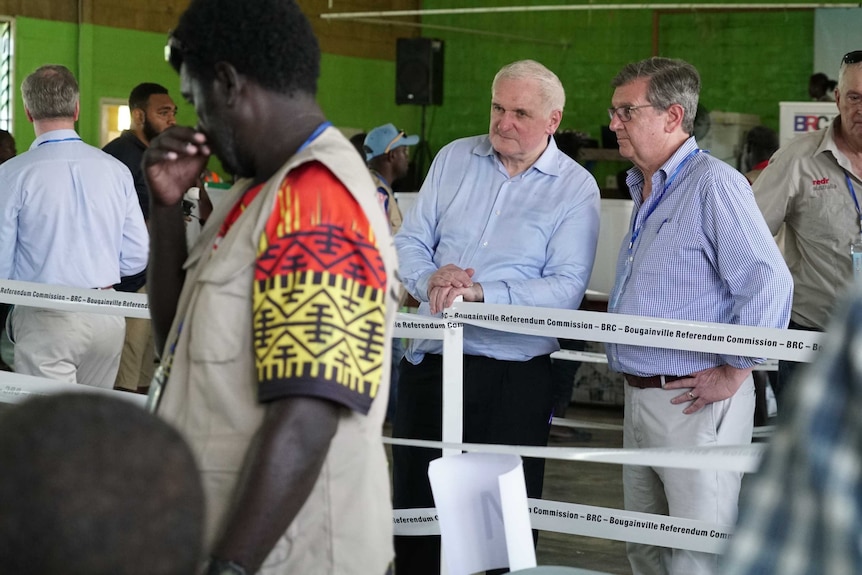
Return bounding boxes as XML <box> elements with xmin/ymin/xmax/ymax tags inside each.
<box><xmin>605</xmin><ymin>57</ymin><xmax>793</xmax><ymax>575</ymax></box>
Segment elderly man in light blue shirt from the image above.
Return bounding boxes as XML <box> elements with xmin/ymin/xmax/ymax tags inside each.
<box><xmin>605</xmin><ymin>57</ymin><xmax>792</xmax><ymax>575</ymax></box>
<box><xmin>392</xmin><ymin>59</ymin><xmax>601</xmax><ymax>575</ymax></box>
<box><xmin>0</xmin><ymin>65</ymin><xmax>148</xmax><ymax>389</ymax></box>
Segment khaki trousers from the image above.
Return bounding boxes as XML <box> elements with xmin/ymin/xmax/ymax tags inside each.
<box><xmin>623</xmin><ymin>375</ymin><xmax>755</xmax><ymax>575</ymax></box>
<box><xmin>114</xmin><ymin>285</ymin><xmax>156</xmax><ymax>391</ymax></box>
<box><xmin>10</xmin><ymin>306</ymin><xmax>125</xmax><ymax>389</ymax></box>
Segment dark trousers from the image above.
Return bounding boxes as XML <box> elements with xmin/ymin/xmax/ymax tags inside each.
<box><xmin>392</xmin><ymin>353</ymin><xmax>554</xmax><ymax>575</ymax></box>
<box><xmin>551</xmin><ymin>339</ymin><xmax>585</xmax><ymax>418</ymax></box>
<box><xmin>776</xmin><ymin>319</ymin><xmax>823</xmax><ymax>410</ymax></box>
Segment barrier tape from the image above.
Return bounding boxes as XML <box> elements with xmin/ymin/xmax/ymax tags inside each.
<box><xmin>383</xmin><ymin>437</ymin><xmax>764</xmax><ymax>473</ymax></box>
<box><xmin>393</xmin><ymin>312</ymin><xmax>447</xmax><ymax>339</ymax></box>
<box><xmin>0</xmin><ymin>280</ymin><xmax>821</xmax><ymax>364</ymax></box>
<box><xmin>551</xmin><ymin>349</ymin><xmax>779</xmax><ymax>371</ymax></box>
<box><xmin>551</xmin><ymin>417</ymin><xmax>623</xmax><ymax>432</ymax></box>
<box><xmin>447</xmin><ymin>301</ymin><xmax>822</xmax><ymax>362</ymax></box>
<box><xmin>0</xmin><ymin>371</ymin><xmax>147</xmax><ymax>407</ymax></box>
<box><xmin>752</xmin><ymin>425</ymin><xmax>776</xmax><ymax>440</ymax></box>
<box><xmin>393</xmin><ymin>500</ymin><xmax>733</xmax><ymax>554</ymax></box>
<box><xmin>0</xmin><ymin>279</ymin><xmax>150</xmax><ymax>319</ymax></box>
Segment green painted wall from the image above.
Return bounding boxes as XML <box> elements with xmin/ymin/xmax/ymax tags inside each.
<box><xmin>11</xmin><ymin>17</ymin><xmax>418</xmax><ymax>175</ymax></box>
<box><xmin>13</xmin><ymin>18</ymin><xmax>188</xmax><ymax>149</ymax></box>
<box><xmin>9</xmin><ymin>5</ymin><xmax>842</xmax><ymax>183</ymax></box>
<box><xmin>319</xmin><ymin>52</ymin><xmax>421</xmax><ymax>135</ymax></box>
<box><xmin>418</xmin><ymin>1</ymin><xmax>823</xmax><ymax>182</ymax></box>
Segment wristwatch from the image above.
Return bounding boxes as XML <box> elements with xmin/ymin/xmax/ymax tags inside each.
<box><xmin>206</xmin><ymin>558</ymin><xmax>248</xmax><ymax>575</ymax></box>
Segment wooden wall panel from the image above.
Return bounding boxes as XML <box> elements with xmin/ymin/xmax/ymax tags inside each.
<box><xmin>0</xmin><ymin>0</ymin><xmax>79</xmax><ymax>22</ymax></box>
<box><xmin>0</xmin><ymin>0</ymin><xmax>420</xmax><ymax>60</ymax></box>
<box><xmin>302</xmin><ymin>0</ymin><xmax>420</xmax><ymax>60</ymax></box>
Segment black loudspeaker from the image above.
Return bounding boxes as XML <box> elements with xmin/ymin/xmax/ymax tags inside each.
<box><xmin>396</xmin><ymin>38</ymin><xmax>444</xmax><ymax>106</ymax></box>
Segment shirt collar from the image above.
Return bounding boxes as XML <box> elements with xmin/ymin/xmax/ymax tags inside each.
<box><xmin>122</xmin><ymin>129</ymin><xmax>147</xmax><ymax>150</ymax></box>
<box><xmin>369</xmin><ymin>168</ymin><xmax>390</xmax><ymax>188</ymax></box>
<box><xmin>816</xmin><ymin>116</ymin><xmax>843</xmax><ymax>158</ymax></box>
<box><xmin>658</xmin><ymin>135</ymin><xmax>699</xmax><ymax>179</ymax></box>
<box><xmin>626</xmin><ymin>136</ymin><xmax>698</xmax><ymax>205</ymax></box>
<box><xmin>30</xmin><ymin>129</ymin><xmax>82</xmax><ymax>151</ymax></box>
<box><xmin>473</xmin><ymin>134</ymin><xmax>562</xmax><ymax>177</ymax></box>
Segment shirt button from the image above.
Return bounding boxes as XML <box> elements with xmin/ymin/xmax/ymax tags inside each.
<box><xmin>483</xmin><ymin>241</ymin><xmax>488</xmax><ymax>247</ymax></box>
<box><xmin>495</xmin><ymin>210</ymin><xmax>501</xmax><ymax>215</ymax></box>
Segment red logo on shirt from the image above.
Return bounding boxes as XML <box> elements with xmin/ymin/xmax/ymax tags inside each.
<box><xmin>812</xmin><ymin>177</ymin><xmax>829</xmax><ymax>186</ymax></box>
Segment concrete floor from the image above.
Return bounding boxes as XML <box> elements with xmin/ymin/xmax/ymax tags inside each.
<box><xmin>537</xmin><ymin>405</ymin><xmax>631</xmax><ymax>574</ymax></box>
<box><xmin>385</xmin><ymin>403</ymin><xmax>633</xmax><ymax>575</ymax></box>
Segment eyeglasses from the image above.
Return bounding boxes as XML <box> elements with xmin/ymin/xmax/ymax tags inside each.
<box><xmin>608</xmin><ymin>104</ymin><xmax>655</xmax><ymax>122</ymax></box>
<box><xmin>164</xmin><ymin>33</ymin><xmax>191</xmax><ymax>70</ymax></box>
<box><xmin>843</xmin><ymin>50</ymin><xmax>862</xmax><ymax>65</ymax></box>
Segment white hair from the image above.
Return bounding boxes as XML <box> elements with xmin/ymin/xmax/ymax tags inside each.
<box><xmin>492</xmin><ymin>59</ymin><xmax>565</xmax><ymax>115</ymax></box>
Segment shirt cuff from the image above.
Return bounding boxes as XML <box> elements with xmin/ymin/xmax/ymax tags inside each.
<box><xmin>479</xmin><ymin>280</ymin><xmax>508</xmax><ymax>305</ymax></box>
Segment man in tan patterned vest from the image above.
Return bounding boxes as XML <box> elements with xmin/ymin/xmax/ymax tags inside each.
<box><xmin>143</xmin><ymin>1</ymin><xmax>398</xmax><ymax>574</ymax></box>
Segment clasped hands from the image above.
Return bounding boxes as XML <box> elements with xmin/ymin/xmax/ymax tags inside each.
<box><xmin>427</xmin><ymin>264</ymin><xmax>484</xmax><ymax>314</ymax></box>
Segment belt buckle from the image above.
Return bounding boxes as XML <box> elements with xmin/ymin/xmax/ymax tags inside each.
<box><xmin>659</xmin><ymin>375</ymin><xmax>667</xmax><ymax>388</ymax></box>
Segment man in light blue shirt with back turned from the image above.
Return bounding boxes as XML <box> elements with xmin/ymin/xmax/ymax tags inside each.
<box><xmin>392</xmin><ymin>59</ymin><xmax>600</xmax><ymax>575</ymax></box>
<box><xmin>0</xmin><ymin>65</ymin><xmax>148</xmax><ymax>389</ymax></box>
<box><xmin>605</xmin><ymin>57</ymin><xmax>792</xmax><ymax>575</ymax></box>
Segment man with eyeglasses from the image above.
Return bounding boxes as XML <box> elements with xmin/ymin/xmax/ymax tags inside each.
<box><xmin>753</xmin><ymin>50</ymin><xmax>862</xmax><ymax>403</ymax></box>
<box><xmin>392</xmin><ymin>59</ymin><xmax>600</xmax><ymax>575</ymax></box>
<box><xmin>103</xmin><ymin>83</ymin><xmax>178</xmax><ymax>394</ymax></box>
<box><xmin>143</xmin><ymin>1</ymin><xmax>398</xmax><ymax>574</ymax></box>
<box><xmin>604</xmin><ymin>57</ymin><xmax>791</xmax><ymax>575</ymax></box>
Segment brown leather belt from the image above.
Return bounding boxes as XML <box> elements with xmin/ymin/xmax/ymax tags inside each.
<box><xmin>624</xmin><ymin>374</ymin><xmax>689</xmax><ymax>389</ymax></box>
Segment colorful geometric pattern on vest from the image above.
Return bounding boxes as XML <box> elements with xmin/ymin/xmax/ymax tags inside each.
<box><xmin>252</xmin><ymin>161</ymin><xmax>386</xmax><ymax>413</ymax></box>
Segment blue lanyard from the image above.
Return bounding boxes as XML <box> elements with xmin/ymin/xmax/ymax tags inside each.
<box><xmin>629</xmin><ymin>148</ymin><xmax>700</xmax><ymax>250</ymax></box>
<box><xmin>37</xmin><ymin>137</ymin><xmax>82</xmax><ymax>146</ymax></box>
<box><xmin>845</xmin><ymin>171</ymin><xmax>862</xmax><ymax>230</ymax></box>
<box><xmin>296</xmin><ymin>121</ymin><xmax>332</xmax><ymax>153</ymax></box>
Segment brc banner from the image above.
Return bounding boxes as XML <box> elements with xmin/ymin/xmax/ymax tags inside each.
<box><xmin>779</xmin><ymin>100</ymin><xmax>838</xmax><ymax>147</ymax></box>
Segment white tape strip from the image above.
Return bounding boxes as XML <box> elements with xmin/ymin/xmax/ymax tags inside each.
<box><xmin>383</xmin><ymin>437</ymin><xmax>764</xmax><ymax>473</ymax></box>
<box><xmin>0</xmin><ymin>371</ymin><xmax>147</xmax><ymax>407</ymax></box>
<box><xmin>550</xmin><ymin>349</ymin><xmax>778</xmax><ymax>371</ymax></box>
<box><xmin>528</xmin><ymin>499</ymin><xmax>732</xmax><ymax>554</ymax></box>
<box><xmin>448</xmin><ymin>301</ymin><xmax>822</xmax><ymax>362</ymax></box>
<box><xmin>0</xmin><ymin>279</ymin><xmax>150</xmax><ymax>319</ymax></box>
<box><xmin>393</xmin><ymin>312</ymin><xmax>447</xmax><ymax>339</ymax></box>
<box><xmin>551</xmin><ymin>417</ymin><xmax>623</xmax><ymax>432</ymax></box>
<box><xmin>393</xmin><ymin>500</ymin><xmax>732</xmax><ymax>554</ymax></box>
<box><xmin>550</xmin><ymin>349</ymin><xmax>610</xmax><ymax>364</ymax></box>
<box><xmin>752</xmin><ymin>425</ymin><xmax>776</xmax><ymax>440</ymax></box>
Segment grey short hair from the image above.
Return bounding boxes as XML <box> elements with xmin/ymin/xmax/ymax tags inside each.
<box><xmin>838</xmin><ymin>60</ymin><xmax>862</xmax><ymax>94</ymax></box>
<box><xmin>21</xmin><ymin>65</ymin><xmax>79</xmax><ymax>120</ymax></box>
<box><xmin>612</xmin><ymin>57</ymin><xmax>700</xmax><ymax>135</ymax></box>
<box><xmin>492</xmin><ymin>59</ymin><xmax>565</xmax><ymax>115</ymax></box>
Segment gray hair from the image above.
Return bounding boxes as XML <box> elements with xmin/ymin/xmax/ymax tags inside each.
<box><xmin>612</xmin><ymin>57</ymin><xmax>700</xmax><ymax>135</ymax></box>
<box><xmin>838</xmin><ymin>60</ymin><xmax>862</xmax><ymax>94</ymax></box>
<box><xmin>21</xmin><ymin>65</ymin><xmax>79</xmax><ymax>120</ymax></box>
<box><xmin>493</xmin><ymin>59</ymin><xmax>565</xmax><ymax>115</ymax></box>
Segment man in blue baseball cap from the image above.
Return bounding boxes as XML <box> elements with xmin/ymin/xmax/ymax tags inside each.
<box><xmin>364</xmin><ymin>123</ymin><xmax>418</xmax><ymax>234</ymax></box>
<box><xmin>364</xmin><ymin>124</ymin><xmax>419</xmax><ymax>425</ymax></box>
